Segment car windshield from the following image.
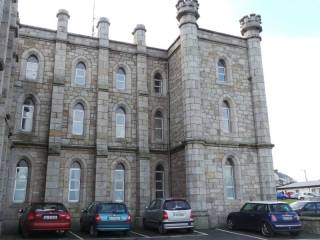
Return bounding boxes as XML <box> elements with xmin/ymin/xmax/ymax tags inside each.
<box><xmin>164</xmin><ymin>200</ymin><xmax>191</xmax><ymax>210</ymax></box>
<box><xmin>31</xmin><ymin>203</ymin><xmax>66</xmax><ymax>212</ymax></box>
<box><xmin>290</xmin><ymin>201</ymin><xmax>307</xmax><ymax>210</ymax></box>
<box><xmin>97</xmin><ymin>203</ymin><xmax>127</xmax><ymax>214</ymax></box>
<box><xmin>269</xmin><ymin>204</ymin><xmax>292</xmax><ymax>212</ymax></box>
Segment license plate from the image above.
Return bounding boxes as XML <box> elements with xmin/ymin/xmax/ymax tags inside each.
<box><xmin>173</xmin><ymin>212</ymin><xmax>185</xmax><ymax>217</ymax></box>
<box><xmin>108</xmin><ymin>216</ymin><xmax>121</xmax><ymax>221</ymax></box>
<box><xmin>282</xmin><ymin>216</ymin><xmax>292</xmax><ymax>221</ymax></box>
<box><xmin>43</xmin><ymin>215</ymin><xmax>58</xmax><ymax>220</ymax></box>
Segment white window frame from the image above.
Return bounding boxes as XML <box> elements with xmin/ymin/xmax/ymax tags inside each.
<box><xmin>155</xmin><ymin>168</ymin><xmax>164</xmax><ymax>199</ymax></box>
<box><xmin>68</xmin><ymin>167</ymin><xmax>81</xmax><ymax>202</ymax></box>
<box><xmin>72</xmin><ymin>107</ymin><xmax>84</xmax><ymax>135</ymax></box>
<box><xmin>221</xmin><ymin>103</ymin><xmax>231</xmax><ymax>133</ymax></box>
<box><xmin>154</xmin><ymin>78</ymin><xmax>162</xmax><ymax>94</ymax></box>
<box><xmin>224</xmin><ymin>164</ymin><xmax>236</xmax><ymax>199</ymax></box>
<box><xmin>13</xmin><ymin>165</ymin><xmax>28</xmax><ymax>203</ymax></box>
<box><xmin>154</xmin><ymin>114</ymin><xmax>164</xmax><ymax>141</ymax></box>
<box><xmin>116</xmin><ymin>68</ymin><xmax>126</xmax><ymax>91</ymax></box>
<box><xmin>116</xmin><ymin>109</ymin><xmax>125</xmax><ymax>138</ymax></box>
<box><xmin>218</xmin><ymin>60</ymin><xmax>226</xmax><ymax>82</ymax></box>
<box><xmin>75</xmin><ymin>63</ymin><xmax>86</xmax><ymax>85</ymax></box>
<box><xmin>114</xmin><ymin>167</ymin><xmax>125</xmax><ymax>202</ymax></box>
<box><xmin>21</xmin><ymin>104</ymin><xmax>34</xmax><ymax>132</ymax></box>
<box><xmin>26</xmin><ymin>56</ymin><xmax>39</xmax><ymax>80</ymax></box>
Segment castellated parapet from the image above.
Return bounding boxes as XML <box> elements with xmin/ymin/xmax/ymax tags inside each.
<box><xmin>240</xmin><ymin>13</ymin><xmax>262</xmax><ymax>38</ymax></box>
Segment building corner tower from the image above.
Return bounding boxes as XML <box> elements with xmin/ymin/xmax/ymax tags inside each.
<box><xmin>240</xmin><ymin>14</ymin><xmax>276</xmax><ymax>200</ymax></box>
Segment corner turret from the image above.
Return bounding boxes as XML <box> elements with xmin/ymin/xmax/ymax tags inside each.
<box><xmin>240</xmin><ymin>14</ymin><xmax>262</xmax><ymax>39</ymax></box>
<box><xmin>97</xmin><ymin>17</ymin><xmax>110</xmax><ymax>47</ymax></box>
<box><xmin>56</xmin><ymin>9</ymin><xmax>70</xmax><ymax>40</ymax></box>
<box><xmin>176</xmin><ymin>0</ymin><xmax>199</xmax><ymax>24</ymax></box>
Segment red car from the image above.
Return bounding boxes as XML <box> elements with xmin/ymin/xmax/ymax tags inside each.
<box><xmin>18</xmin><ymin>202</ymin><xmax>71</xmax><ymax>237</ymax></box>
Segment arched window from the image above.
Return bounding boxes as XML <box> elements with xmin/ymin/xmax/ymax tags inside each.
<box><xmin>75</xmin><ymin>62</ymin><xmax>86</xmax><ymax>85</ymax></box>
<box><xmin>114</xmin><ymin>163</ymin><xmax>125</xmax><ymax>202</ymax></box>
<box><xmin>154</xmin><ymin>73</ymin><xmax>163</xmax><ymax>94</ymax></box>
<box><xmin>154</xmin><ymin>111</ymin><xmax>164</xmax><ymax>141</ymax></box>
<box><xmin>116</xmin><ymin>68</ymin><xmax>126</xmax><ymax>90</ymax></box>
<box><xmin>68</xmin><ymin>162</ymin><xmax>81</xmax><ymax>202</ymax></box>
<box><xmin>155</xmin><ymin>165</ymin><xmax>164</xmax><ymax>199</ymax></box>
<box><xmin>13</xmin><ymin>160</ymin><xmax>29</xmax><ymax>203</ymax></box>
<box><xmin>224</xmin><ymin>158</ymin><xmax>235</xmax><ymax>199</ymax></box>
<box><xmin>221</xmin><ymin>101</ymin><xmax>231</xmax><ymax>133</ymax></box>
<box><xmin>72</xmin><ymin>103</ymin><xmax>85</xmax><ymax>135</ymax></box>
<box><xmin>116</xmin><ymin>107</ymin><xmax>125</xmax><ymax>138</ymax></box>
<box><xmin>21</xmin><ymin>98</ymin><xmax>34</xmax><ymax>132</ymax></box>
<box><xmin>26</xmin><ymin>55</ymin><xmax>39</xmax><ymax>80</ymax></box>
<box><xmin>218</xmin><ymin>59</ymin><xmax>226</xmax><ymax>82</ymax></box>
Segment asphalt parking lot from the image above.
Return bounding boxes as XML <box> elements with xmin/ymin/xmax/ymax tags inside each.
<box><xmin>3</xmin><ymin>228</ymin><xmax>320</xmax><ymax>240</ymax></box>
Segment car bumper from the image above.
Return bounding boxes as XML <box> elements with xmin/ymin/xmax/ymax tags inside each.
<box><xmin>163</xmin><ymin>221</ymin><xmax>194</xmax><ymax>230</ymax></box>
<box><xmin>29</xmin><ymin>221</ymin><xmax>71</xmax><ymax>231</ymax></box>
<box><xmin>96</xmin><ymin>222</ymin><xmax>131</xmax><ymax>232</ymax></box>
<box><xmin>272</xmin><ymin>223</ymin><xmax>302</xmax><ymax>232</ymax></box>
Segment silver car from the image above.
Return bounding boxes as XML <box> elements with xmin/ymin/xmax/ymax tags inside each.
<box><xmin>143</xmin><ymin>198</ymin><xmax>194</xmax><ymax>234</ymax></box>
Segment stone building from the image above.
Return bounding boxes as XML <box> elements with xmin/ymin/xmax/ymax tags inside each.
<box><xmin>0</xmin><ymin>0</ymin><xmax>276</xmax><ymax>233</ymax></box>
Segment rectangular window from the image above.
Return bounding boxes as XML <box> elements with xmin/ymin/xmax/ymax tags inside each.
<box><xmin>154</xmin><ymin>79</ymin><xmax>162</xmax><ymax>94</ymax></box>
<box><xmin>21</xmin><ymin>105</ymin><xmax>34</xmax><ymax>132</ymax></box>
<box><xmin>155</xmin><ymin>118</ymin><xmax>163</xmax><ymax>141</ymax></box>
<box><xmin>26</xmin><ymin>62</ymin><xmax>38</xmax><ymax>80</ymax></box>
<box><xmin>68</xmin><ymin>168</ymin><xmax>80</xmax><ymax>202</ymax></box>
<box><xmin>116</xmin><ymin>114</ymin><xmax>125</xmax><ymax>138</ymax></box>
<box><xmin>224</xmin><ymin>165</ymin><xmax>235</xmax><ymax>199</ymax></box>
<box><xmin>13</xmin><ymin>167</ymin><xmax>28</xmax><ymax>203</ymax></box>
<box><xmin>155</xmin><ymin>171</ymin><xmax>164</xmax><ymax>199</ymax></box>
<box><xmin>221</xmin><ymin>108</ymin><xmax>231</xmax><ymax>133</ymax></box>
<box><xmin>114</xmin><ymin>170</ymin><xmax>124</xmax><ymax>202</ymax></box>
<box><xmin>72</xmin><ymin>110</ymin><xmax>84</xmax><ymax>135</ymax></box>
<box><xmin>116</xmin><ymin>75</ymin><xmax>126</xmax><ymax>90</ymax></box>
<box><xmin>75</xmin><ymin>69</ymin><xmax>86</xmax><ymax>85</ymax></box>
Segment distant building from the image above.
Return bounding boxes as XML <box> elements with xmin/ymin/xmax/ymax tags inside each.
<box><xmin>277</xmin><ymin>181</ymin><xmax>320</xmax><ymax>194</ymax></box>
<box><xmin>274</xmin><ymin>170</ymin><xmax>295</xmax><ymax>187</ymax></box>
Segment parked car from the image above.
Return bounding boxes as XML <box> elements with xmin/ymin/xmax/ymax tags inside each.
<box><xmin>297</xmin><ymin>192</ymin><xmax>318</xmax><ymax>200</ymax></box>
<box><xmin>143</xmin><ymin>198</ymin><xmax>194</xmax><ymax>234</ymax></box>
<box><xmin>276</xmin><ymin>192</ymin><xmax>288</xmax><ymax>200</ymax></box>
<box><xmin>290</xmin><ymin>200</ymin><xmax>320</xmax><ymax>217</ymax></box>
<box><xmin>18</xmin><ymin>202</ymin><xmax>71</xmax><ymax>238</ymax></box>
<box><xmin>80</xmin><ymin>202</ymin><xmax>132</xmax><ymax>236</ymax></box>
<box><xmin>226</xmin><ymin>201</ymin><xmax>302</xmax><ymax>237</ymax></box>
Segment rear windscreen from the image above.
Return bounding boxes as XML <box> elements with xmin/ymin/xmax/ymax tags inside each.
<box><xmin>31</xmin><ymin>203</ymin><xmax>66</xmax><ymax>212</ymax></box>
<box><xmin>98</xmin><ymin>203</ymin><xmax>127</xmax><ymax>213</ymax></box>
<box><xmin>269</xmin><ymin>204</ymin><xmax>292</xmax><ymax>212</ymax></box>
<box><xmin>290</xmin><ymin>201</ymin><xmax>306</xmax><ymax>210</ymax></box>
<box><xmin>164</xmin><ymin>200</ymin><xmax>191</xmax><ymax>210</ymax></box>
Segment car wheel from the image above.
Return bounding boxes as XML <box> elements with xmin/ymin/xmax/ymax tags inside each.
<box><xmin>89</xmin><ymin>224</ymin><xmax>98</xmax><ymax>237</ymax></box>
<box><xmin>56</xmin><ymin>230</ymin><xmax>66</xmax><ymax>237</ymax></box>
<box><xmin>290</xmin><ymin>231</ymin><xmax>300</xmax><ymax>236</ymax></box>
<box><xmin>80</xmin><ymin>223</ymin><xmax>85</xmax><ymax>233</ymax></box>
<box><xmin>158</xmin><ymin>223</ymin><xmax>167</xmax><ymax>234</ymax></box>
<box><xmin>261</xmin><ymin>222</ymin><xmax>274</xmax><ymax>237</ymax></box>
<box><xmin>142</xmin><ymin>218</ymin><xmax>148</xmax><ymax>229</ymax></box>
<box><xmin>227</xmin><ymin>218</ymin><xmax>236</xmax><ymax>230</ymax></box>
<box><xmin>187</xmin><ymin>228</ymin><xmax>194</xmax><ymax>233</ymax></box>
<box><xmin>21</xmin><ymin>227</ymin><xmax>30</xmax><ymax>238</ymax></box>
<box><xmin>18</xmin><ymin>224</ymin><xmax>22</xmax><ymax>234</ymax></box>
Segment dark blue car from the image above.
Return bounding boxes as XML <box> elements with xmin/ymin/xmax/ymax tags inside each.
<box><xmin>80</xmin><ymin>202</ymin><xmax>132</xmax><ymax>236</ymax></box>
<box><xmin>227</xmin><ymin>201</ymin><xmax>302</xmax><ymax>237</ymax></box>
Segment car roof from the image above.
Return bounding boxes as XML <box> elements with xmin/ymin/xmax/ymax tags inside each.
<box><xmin>246</xmin><ymin>201</ymin><xmax>287</xmax><ymax>205</ymax></box>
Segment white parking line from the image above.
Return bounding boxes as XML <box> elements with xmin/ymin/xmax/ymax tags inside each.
<box><xmin>69</xmin><ymin>231</ymin><xmax>85</xmax><ymax>240</ymax></box>
<box><xmin>194</xmin><ymin>230</ymin><xmax>208</xmax><ymax>236</ymax></box>
<box><xmin>217</xmin><ymin>229</ymin><xmax>267</xmax><ymax>240</ymax></box>
<box><xmin>131</xmin><ymin>231</ymin><xmax>151</xmax><ymax>238</ymax></box>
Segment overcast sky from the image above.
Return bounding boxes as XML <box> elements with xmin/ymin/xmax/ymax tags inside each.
<box><xmin>18</xmin><ymin>0</ymin><xmax>320</xmax><ymax>182</ymax></box>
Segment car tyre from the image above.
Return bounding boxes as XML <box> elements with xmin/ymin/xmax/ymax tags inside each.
<box><xmin>158</xmin><ymin>223</ymin><xmax>167</xmax><ymax>234</ymax></box>
<box><xmin>290</xmin><ymin>231</ymin><xmax>300</xmax><ymax>236</ymax></box>
<box><xmin>261</xmin><ymin>222</ymin><xmax>274</xmax><ymax>237</ymax></box>
<box><xmin>57</xmin><ymin>230</ymin><xmax>67</xmax><ymax>237</ymax></box>
<box><xmin>89</xmin><ymin>224</ymin><xmax>98</xmax><ymax>237</ymax></box>
<box><xmin>187</xmin><ymin>228</ymin><xmax>194</xmax><ymax>233</ymax></box>
<box><xmin>80</xmin><ymin>223</ymin><xmax>85</xmax><ymax>233</ymax></box>
<box><xmin>21</xmin><ymin>227</ymin><xmax>30</xmax><ymax>238</ymax></box>
<box><xmin>227</xmin><ymin>218</ymin><xmax>236</xmax><ymax>230</ymax></box>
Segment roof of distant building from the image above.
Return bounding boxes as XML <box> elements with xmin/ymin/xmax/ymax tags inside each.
<box><xmin>277</xmin><ymin>180</ymin><xmax>320</xmax><ymax>190</ymax></box>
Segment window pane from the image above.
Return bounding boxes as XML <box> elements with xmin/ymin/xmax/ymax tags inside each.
<box><xmin>226</xmin><ymin>187</ymin><xmax>235</xmax><ymax>199</ymax></box>
<box><xmin>115</xmin><ymin>181</ymin><xmax>123</xmax><ymax>189</ymax></box>
<box><xmin>75</xmin><ymin>68</ymin><xmax>86</xmax><ymax>85</ymax></box>
<box><xmin>115</xmin><ymin>191</ymin><xmax>124</xmax><ymax>202</ymax></box>
<box><xmin>26</xmin><ymin>61</ymin><xmax>39</xmax><ymax>80</ymax></box>
<box><xmin>14</xmin><ymin>190</ymin><xmax>26</xmax><ymax>202</ymax></box>
<box><xmin>156</xmin><ymin>172</ymin><xmax>163</xmax><ymax>180</ymax></box>
<box><xmin>155</xmin><ymin>118</ymin><xmax>163</xmax><ymax>128</ymax></box>
<box><xmin>156</xmin><ymin>181</ymin><xmax>163</xmax><ymax>190</ymax></box>
<box><xmin>156</xmin><ymin>191</ymin><xmax>163</xmax><ymax>199</ymax></box>
<box><xmin>116</xmin><ymin>115</ymin><xmax>125</xmax><ymax>125</ymax></box>
<box><xmin>73</xmin><ymin>122</ymin><xmax>83</xmax><ymax>135</ymax></box>
<box><xmin>16</xmin><ymin>180</ymin><xmax>27</xmax><ymax>189</ymax></box>
<box><xmin>74</xmin><ymin>110</ymin><xmax>84</xmax><ymax>121</ymax></box>
<box><xmin>116</xmin><ymin>69</ymin><xmax>126</xmax><ymax>90</ymax></box>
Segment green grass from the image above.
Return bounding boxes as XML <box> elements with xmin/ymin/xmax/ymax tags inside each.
<box><xmin>280</xmin><ymin>199</ymin><xmax>297</xmax><ymax>204</ymax></box>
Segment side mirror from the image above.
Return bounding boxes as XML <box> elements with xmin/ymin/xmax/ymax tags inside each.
<box><xmin>18</xmin><ymin>209</ymin><xmax>24</xmax><ymax>214</ymax></box>
<box><xmin>81</xmin><ymin>209</ymin><xmax>87</xmax><ymax>213</ymax></box>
